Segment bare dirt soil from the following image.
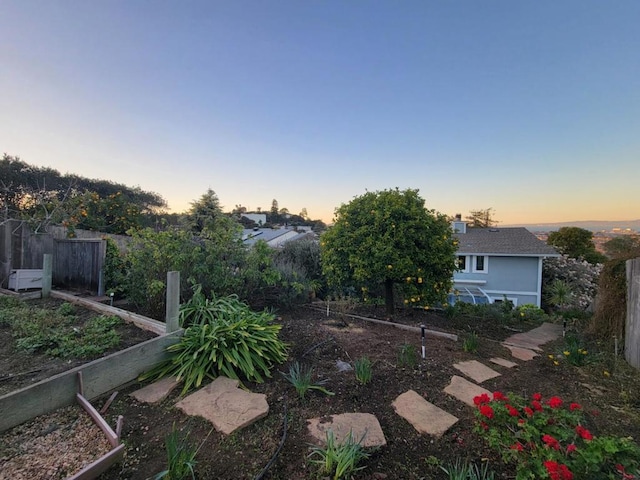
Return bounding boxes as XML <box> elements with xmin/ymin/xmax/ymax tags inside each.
<box><xmin>2</xmin><ymin>303</ymin><xmax>640</xmax><ymax>480</ymax></box>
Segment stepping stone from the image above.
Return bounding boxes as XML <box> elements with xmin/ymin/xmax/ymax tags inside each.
<box><xmin>503</xmin><ymin>344</ymin><xmax>539</xmax><ymax>361</ymax></box>
<box><xmin>503</xmin><ymin>322</ymin><xmax>562</xmax><ymax>351</ymax></box>
<box><xmin>490</xmin><ymin>357</ymin><xmax>518</xmax><ymax>368</ymax></box>
<box><xmin>307</xmin><ymin>413</ymin><xmax>386</xmax><ymax>448</ymax></box>
<box><xmin>176</xmin><ymin>376</ymin><xmax>269</xmax><ymax>435</ymax></box>
<box><xmin>444</xmin><ymin>375</ymin><xmax>491</xmax><ymax>407</ymax></box>
<box><xmin>130</xmin><ymin>376</ymin><xmax>180</xmax><ymax>404</ymax></box>
<box><xmin>392</xmin><ymin>390</ymin><xmax>458</xmax><ymax>437</ymax></box>
<box><xmin>453</xmin><ymin>360</ymin><xmax>501</xmax><ymax>383</ymax></box>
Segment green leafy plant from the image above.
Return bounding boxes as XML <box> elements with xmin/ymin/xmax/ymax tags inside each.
<box><xmin>281</xmin><ymin>361</ymin><xmax>334</xmax><ymax>399</ymax></box>
<box><xmin>141</xmin><ymin>290</ymin><xmax>288</xmax><ymax>394</ymax></box>
<box><xmin>154</xmin><ymin>423</ymin><xmax>213</xmax><ymax>480</ymax></box>
<box><xmin>462</xmin><ymin>332</ymin><xmax>479</xmax><ymax>353</ymax></box>
<box><xmin>308</xmin><ymin>430</ymin><xmax>371</xmax><ymax>480</ymax></box>
<box><xmin>561</xmin><ymin>335</ymin><xmax>590</xmax><ymax>366</ymax></box>
<box><xmin>439</xmin><ymin>458</ymin><xmax>495</xmax><ymax>480</ymax></box>
<box><xmin>354</xmin><ymin>356</ymin><xmax>373</xmax><ymax>385</ymax></box>
<box><xmin>56</xmin><ymin>302</ymin><xmax>76</xmax><ymax>316</ymax></box>
<box><xmin>473</xmin><ymin>391</ymin><xmax>640</xmax><ymax>479</ymax></box>
<box><xmin>397</xmin><ymin>343</ymin><xmax>417</xmax><ymax>368</ymax></box>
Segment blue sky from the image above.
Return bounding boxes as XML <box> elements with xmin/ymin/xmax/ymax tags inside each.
<box><xmin>1</xmin><ymin>1</ymin><xmax>638</xmax><ymax>224</ymax></box>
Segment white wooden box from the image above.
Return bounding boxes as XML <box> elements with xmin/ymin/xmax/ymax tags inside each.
<box><xmin>8</xmin><ymin>269</ymin><xmax>43</xmax><ymax>291</ymax></box>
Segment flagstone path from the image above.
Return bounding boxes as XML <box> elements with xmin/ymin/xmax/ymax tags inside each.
<box><xmin>130</xmin><ymin>322</ymin><xmax>562</xmax><ymax>445</ymax></box>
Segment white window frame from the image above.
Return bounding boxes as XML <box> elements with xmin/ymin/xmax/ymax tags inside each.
<box><xmin>492</xmin><ymin>296</ymin><xmax>518</xmax><ymax>306</ymax></box>
<box><xmin>472</xmin><ymin>255</ymin><xmax>488</xmax><ymax>273</ymax></box>
<box><xmin>457</xmin><ymin>255</ymin><xmax>469</xmax><ymax>273</ymax></box>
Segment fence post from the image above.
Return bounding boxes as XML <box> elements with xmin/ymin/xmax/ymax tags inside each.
<box><xmin>625</xmin><ymin>258</ymin><xmax>640</xmax><ymax>369</ymax></box>
<box><xmin>165</xmin><ymin>271</ymin><xmax>180</xmax><ymax>333</ymax></box>
<box><xmin>42</xmin><ymin>254</ymin><xmax>53</xmax><ymax>298</ymax></box>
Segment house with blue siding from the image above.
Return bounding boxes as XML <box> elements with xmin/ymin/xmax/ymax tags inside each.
<box><xmin>451</xmin><ymin>217</ymin><xmax>559</xmax><ymax>307</ymax></box>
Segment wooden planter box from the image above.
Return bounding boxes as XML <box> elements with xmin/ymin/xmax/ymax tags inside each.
<box><xmin>8</xmin><ymin>269</ymin><xmax>43</xmax><ymax>291</ymax></box>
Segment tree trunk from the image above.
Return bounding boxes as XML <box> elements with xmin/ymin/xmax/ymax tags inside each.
<box><xmin>385</xmin><ymin>278</ymin><xmax>395</xmax><ymax>316</ymax></box>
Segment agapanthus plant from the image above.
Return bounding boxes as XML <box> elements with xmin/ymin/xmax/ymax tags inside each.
<box><xmin>473</xmin><ymin>391</ymin><xmax>640</xmax><ymax>480</ymax></box>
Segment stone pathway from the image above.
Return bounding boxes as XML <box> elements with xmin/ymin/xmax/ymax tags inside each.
<box><xmin>130</xmin><ymin>320</ymin><xmax>563</xmax><ymax>445</ymax></box>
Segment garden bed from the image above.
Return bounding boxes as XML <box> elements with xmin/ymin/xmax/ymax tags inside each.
<box><xmin>0</xmin><ymin>295</ymin><xmax>158</xmax><ymax>396</ymax></box>
<box><xmin>89</xmin><ymin>305</ymin><xmax>640</xmax><ymax>479</ymax></box>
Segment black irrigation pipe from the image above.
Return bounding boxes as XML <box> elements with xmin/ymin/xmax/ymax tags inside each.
<box><xmin>254</xmin><ymin>400</ymin><xmax>288</xmax><ymax>480</ymax></box>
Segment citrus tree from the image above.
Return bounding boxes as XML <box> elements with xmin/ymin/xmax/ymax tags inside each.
<box><xmin>321</xmin><ymin>188</ymin><xmax>457</xmax><ymax>315</ymax></box>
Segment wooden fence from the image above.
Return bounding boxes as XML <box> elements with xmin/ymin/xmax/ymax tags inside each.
<box><xmin>626</xmin><ymin>257</ymin><xmax>640</xmax><ymax>369</ymax></box>
<box><xmin>0</xmin><ymin>220</ymin><xmax>119</xmax><ymax>294</ymax></box>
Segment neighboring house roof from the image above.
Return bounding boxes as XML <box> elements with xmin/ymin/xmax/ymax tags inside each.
<box><xmin>454</xmin><ymin>227</ymin><xmax>559</xmax><ymax>257</ymax></box>
<box><xmin>242</xmin><ymin>227</ymin><xmax>316</xmax><ymax>247</ymax></box>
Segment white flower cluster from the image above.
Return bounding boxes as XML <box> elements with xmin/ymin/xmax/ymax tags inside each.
<box><xmin>542</xmin><ymin>255</ymin><xmax>603</xmax><ymax>310</ymax></box>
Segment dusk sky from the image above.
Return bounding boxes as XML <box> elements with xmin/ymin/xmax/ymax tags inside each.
<box><xmin>2</xmin><ymin>1</ymin><xmax>638</xmax><ymax>224</ymax></box>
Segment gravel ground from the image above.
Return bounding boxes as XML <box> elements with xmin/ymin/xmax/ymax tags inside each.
<box><xmin>0</xmin><ymin>404</ymin><xmax>113</xmax><ymax>479</ymax></box>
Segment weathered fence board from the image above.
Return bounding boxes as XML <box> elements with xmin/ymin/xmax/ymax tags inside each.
<box><xmin>626</xmin><ymin>257</ymin><xmax>640</xmax><ymax>369</ymax></box>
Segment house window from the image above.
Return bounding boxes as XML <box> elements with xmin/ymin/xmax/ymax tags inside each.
<box><xmin>473</xmin><ymin>256</ymin><xmax>488</xmax><ymax>273</ymax></box>
<box><xmin>457</xmin><ymin>255</ymin><xmax>468</xmax><ymax>272</ymax></box>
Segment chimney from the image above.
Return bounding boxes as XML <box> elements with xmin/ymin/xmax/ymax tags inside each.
<box><xmin>452</xmin><ymin>214</ymin><xmax>467</xmax><ymax>234</ymax></box>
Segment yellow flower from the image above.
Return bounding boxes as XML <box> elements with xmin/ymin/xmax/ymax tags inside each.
<box><xmin>603</xmin><ymin>370</ymin><xmax>610</xmax><ymax>377</ymax></box>
<box><xmin>403</xmin><ymin>299</ymin><xmax>409</xmax><ymax>304</ymax></box>
<box><xmin>418</xmin><ymin>277</ymin><xmax>423</xmax><ymax>283</ymax></box>
<box><xmin>553</xmin><ymin>361</ymin><xmax>559</xmax><ymax>366</ymax></box>
<box><xmin>406</xmin><ymin>277</ymin><xmax>412</xmax><ymax>283</ymax></box>
<box><xmin>563</xmin><ymin>351</ymin><xmax>570</xmax><ymax>356</ymax></box>
<box><xmin>548</xmin><ymin>354</ymin><xmax>555</xmax><ymax>360</ymax></box>
<box><xmin>582</xmin><ymin>350</ymin><xmax>588</xmax><ymax>355</ymax></box>
<box><xmin>520</xmin><ymin>312</ymin><xmax>525</xmax><ymax>317</ymax></box>
<box><xmin>387</xmin><ymin>265</ymin><xmax>393</xmax><ymax>270</ymax></box>
<box><xmin>424</xmin><ymin>306</ymin><xmax>430</xmax><ymax>310</ymax></box>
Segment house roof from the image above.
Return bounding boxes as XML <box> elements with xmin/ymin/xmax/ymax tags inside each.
<box><xmin>454</xmin><ymin>227</ymin><xmax>559</xmax><ymax>257</ymax></box>
<box><xmin>242</xmin><ymin>227</ymin><xmax>315</xmax><ymax>246</ymax></box>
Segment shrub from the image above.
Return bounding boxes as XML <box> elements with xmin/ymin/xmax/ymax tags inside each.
<box><xmin>142</xmin><ymin>291</ymin><xmax>288</xmax><ymax>394</ymax></box>
<box><xmin>473</xmin><ymin>391</ymin><xmax>640</xmax><ymax>479</ymax></box>
<box><xmin>542</xmin><ymin>256</ymin><xmax>602</xmax><ymax>311</ymax></box>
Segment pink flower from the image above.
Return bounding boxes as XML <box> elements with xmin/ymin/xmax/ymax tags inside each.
<box><xmin>548</xmin><ymin>396</ymin><xmax>563</xmax><ymax>409</ymax></box>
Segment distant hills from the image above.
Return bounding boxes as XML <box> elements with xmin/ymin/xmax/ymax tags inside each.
<box><xmin>502</xmin><ymin>219</ymin><xmax>640</xmax><ymax>233</ymax></box>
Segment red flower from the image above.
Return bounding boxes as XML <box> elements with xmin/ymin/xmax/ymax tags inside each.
<box><xmin>542</xmin><ymin>434</ymin><xmax>560</xmax><ymax>450</ymax></box>
<box><xmin>569</xmin><ymin>402</ymin><xmax>581</xmax><ymax>411</ymax></box>
<box><xmin>480</xmin><ymin>405</ymin><xmax>494</xmax><ymax>419</ymax></box>
<box><xmin>615</xmin><ymin>464</ymin><xmax>636</xmax><ymax>480</ymax></box>
<box><xmin>533</xmin><ymin>392</ymin><xmax>543</xmax><ymax>401</ymax></box>
<box><xmin>474</xmin><ymin>393</ymin><xmax>491</xmax><ymax>405</ymax></box>
<box><xmin>518</xmin><ymin>418</ymin><xmax>526</xmax><ymax>425</ymax></box>
<box><xmin>510</xmin><ymin>442</ymin><xmax>524</xmax><ymax>451</ymax></box>
<box><xmin>506</xmin><ymin>405</ymin><xmax>519</xmax><ymax>417</ymax></box>
<box><xmin>532</xmin><ymin>400</ymin><xmax>543</xmax><ymax>411</ymax></box>
<box><xmin>544</xmin><ymin>460</ymin><xmax>574</xmax><ymax>480</ymax></box>
<box><xmin>548</xmin><ymin>396</ymin><xmax>563</xmax><ymax>409</ymax></box>
<box><xmin>524</xmin><ymin>407</ymin><xmax>534</xmax><ymax>417</ymax></box>
<box><xmin>566</xmin><ymin>443</ymin><xmax>577</xmax><ymax>454</ymax></box>
<box><xmin>575</xmin><ymin>425</ymin><xmax>593</xmax><ymax>441</ymax></box>
<box><xmin>493</xmin><ymin>391</ymin><xmax>507</xmax><ymax>401</ymax></box>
